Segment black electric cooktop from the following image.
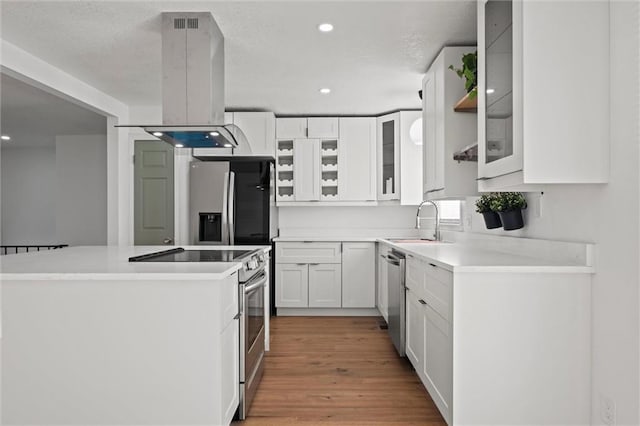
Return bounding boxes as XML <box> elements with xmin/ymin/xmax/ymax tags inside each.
<box><xmin>129</xmin><ymin>248</ymin><xmax>253</xmax><ymax>262</ymax></box>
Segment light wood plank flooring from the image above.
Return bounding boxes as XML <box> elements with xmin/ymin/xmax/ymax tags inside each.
<box><xmin>235</xmin><ymin>316</ymin><xmax>446</xmax><ymax>426</ymax></box>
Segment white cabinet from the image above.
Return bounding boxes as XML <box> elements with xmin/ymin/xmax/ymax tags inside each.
<box><xmin>338</xmin><ymin>118</ymin><xmax>377</xmax><ymax>201</ymax></box>
<box><xmin>220</xmin><ymin>318</ymin><xmax>240</xmax><ymax>423</ymax></box>
<box><xmin>405</xmin><ymin>288</ymin><xmax>424</xmax><ymax>368</ymax></box>
<box><xmin>275</xmin><ymin>242</ymin><xmax>378</xmax><ymax>311</ymax></box>
<box><xmin>377</xmin><ymin>111</ymin><xmax>423</xmax><ymax>204</ymax></box>
<box><xmin>377</xmin><ymin>113</ymin><xmax>400</xmax><ymax>201</ymax></box>
<box><xmin>421</xmin><ymin>301</ymin><xmax>452</xmax><ymax>422</ymax></box>
<box><xmin>422</xmin><ymin>46</ymin><xmax>478</xmax><ymax>200</ymax></box>
<box><xmin>341</xmin><ymin>242</ymin><xmax>376</xmax><ymax>308</ymax></box>
<box><xmin>232</xmin><ymin>112</ymin><xmax>276</xmax><ymax>156</ymax></box>
<box><xmin>376</xmin><ymin>244</ymin><xmax>390</xmax><ymax>321</ymax></box>
<box><xmin>276</xmin><ymin>117</ymin><xmax>307</xmax><ymax>139</ymax></box>
<box><xmin>293</xmin><ymin>138</ymin><xmax>321</xmax><ymax>201</ymax></box>
<box><xmin>308</xmin><ymin>117</ymin><xmax>339</xmax><ymax>138</ymax></box>
<box><xmin>275</xmin><ymin>263</ymin><xmax>309</xmax><ymax>308</ymax></box>
<box><xmin>193</xmin><ymin>112</ymin><xmax>275</xmax><ymax>157</ymax></box>
<box><xmin>477</xmin><ymin>0</ymin><xmax>609</xmax><ymax>190</ymax></box>
<box><xmin>308</xmin><ymin>263</ymin><xmax>342</xmax><ymax>308</ymax></box>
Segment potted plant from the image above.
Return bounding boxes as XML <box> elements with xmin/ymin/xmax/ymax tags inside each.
<box><xmin>489</xmin><ymin>192</ymin><xmax>527</xmax><ymax>231</ymax></box>
<box><xmin>449</xmin><ymin>51</ymin><xmax>477</xmax><ymax>99</ymax></box>
<box><xmin>475</xmin><ymin>193</ymin><xmax>502</xmax><ymax>229</ymax></box>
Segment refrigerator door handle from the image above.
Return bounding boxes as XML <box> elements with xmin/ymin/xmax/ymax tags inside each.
<box><xmin>221</xmin><ymin>172</ymin><xmax>230</xmax><ymax>245</ymax></box>
<box><xmin>227</xmin><ymin>171</ymin><xmax>235</xmax><ymax>245</ymax></box>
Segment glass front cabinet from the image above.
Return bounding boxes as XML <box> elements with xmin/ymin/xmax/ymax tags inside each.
<box><xmin>477</xmin><ymin>0</ymin><xmax>609</xmax><ymax>190</ymax></box>
<box><xmin>376</xmin><ymin>112</ymin><xmax>401</xmax><ymax>200</ymax></box>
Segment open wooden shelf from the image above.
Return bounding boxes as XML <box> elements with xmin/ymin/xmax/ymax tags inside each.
<box><xmin>453</xmin><ymin>89</ymin><xmax>478</xmax><ymax>112</ymax></box>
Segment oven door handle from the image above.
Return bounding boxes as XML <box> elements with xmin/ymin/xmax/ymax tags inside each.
<box><xmin>244</xmin><ymin>272</ymin><xmax>267</xmax><ymax>294</ymax></box>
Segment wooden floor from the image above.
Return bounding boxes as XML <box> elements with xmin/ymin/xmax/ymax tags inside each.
<box><xmin>235</xmin><ymin>316</ymin><xmax>446</xmax><ymax>426</ymax></box>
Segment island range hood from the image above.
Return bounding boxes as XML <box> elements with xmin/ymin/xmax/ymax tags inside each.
<box><xmin>118</xmin><ymin>12</ymin><xmax>247</xmax><ymax>149</ymax></box>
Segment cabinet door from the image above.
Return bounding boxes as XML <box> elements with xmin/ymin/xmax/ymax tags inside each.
<box><xmin>338</xmin><ymin>118</ymin><xmax>376</xmax><ymax>201</ymax></box>
<box><xmin>233</xmin><ymin>112</ymin><xmax>276</xmax><ymax>156</ymax></box>
<box><xmin>422</xmin><ymin>68</ymin><xmax>445</xmax><ymax>196</ymax></box>
<box><xmin>376</xmin><ymin>245</ymin><xmax>389</xmax><ymax>320</ymax></box>
<box><xmin>478</xmin><ymin>0</ymin><xmax>522</xmax><ymax>179</ymax></box>
<box><xmin>341</xmin><ymin>242</ymin><xmax>376</xmax><ymax>308</ymax></box>
<box><xmin>220</xmin><ymin>319</ymin><xmax>240</xmax><ymax>425</ymax></box>
<box><xmin>399</xmin><ymin>110</ymin><xmax>423</xmax><ymax>205</ymax></box>
<box><xmin>422</xmin><ymin>303</ymin><xmax>452</xmax><ymax>422</ymax></box>
<box><xmin>377</xmin><ymin>113</ymin><xmax>400</xmax><ymax>200</ymax></box>
<box><xmin>405</xmin><ymin>289</ymin><xmax>424</xmax><ymax>370</ymax></box>
<box><xmin>276</xmin><ymin>118</ymin><xmax>307</xmax><ymax>139</ymax></box>
<box><xmin>308</xmin><ymin>264</ymin><xmax>342</xmax><ymax>308</ymax></box>
<box><xmin>293</xmin><ymin>138</ymin><xmax>320</xmax><ymax>201</ymax></box>
<box><xmin>308</xmin><ymin>117</ymin><xmax>339</xmax><ymax>138</ymax></box>
<box><xmin>275</xmin><ymin>263</ymin><xmax>308</xmax><ymax>308</ymax></box>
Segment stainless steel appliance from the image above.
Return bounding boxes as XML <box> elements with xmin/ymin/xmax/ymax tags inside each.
<box><xmin>128</xmin><ymin>247</ymin><xmax>269</xmax><ymax>419</ymax></box>
<box><xmin>385</xmin><ymin>250</ymin><xmax>407</xmax><ymax>357</ymax></box>
<box><xmin>189</xmin><ymin>159</ymin><xmax>277</xmax><ymax>246</ymax></box>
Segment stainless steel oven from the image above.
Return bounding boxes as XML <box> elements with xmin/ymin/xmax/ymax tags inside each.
<box><xmin>238</xmin><ymin>263</ymin><xmax>267</xmax><ymax>419</ymax></box>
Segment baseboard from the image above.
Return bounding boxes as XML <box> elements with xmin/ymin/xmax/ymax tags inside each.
<box><xmin>276</xmin><ymin>308</ymin><xmax>381</xmax><ymax>317</ymax></box>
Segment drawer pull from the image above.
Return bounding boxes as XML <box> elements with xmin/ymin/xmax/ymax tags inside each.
<box><xmin>418</xmin><ymin>299</ymin><xmax>427</xmax><ymax>305</ymax></box>
<box><xmin>233</xmin><ymin>312</ymin><xmax>242</xmax><ymax>320</ymax></box>
<box><xmin>429</xmin><ymin>263</ymin><xmax>437</xmax><ymax>268</ymax></box>
<box><xmin>297</xmin><ymin>263</ymin><xmax>306</xmax><ymax>266</ymax></box>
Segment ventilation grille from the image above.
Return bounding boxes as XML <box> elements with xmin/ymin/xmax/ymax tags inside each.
<box><xmin>187</xmin><ymin>18</ymin><xmax>199</xmax><ymax>29</ymax></box>
<box><xmin>174</xmin><ymin>18</ymin><xmax>185</xmax><ymax>29</ymax></box>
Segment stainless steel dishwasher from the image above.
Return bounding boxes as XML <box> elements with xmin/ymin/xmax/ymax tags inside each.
<box><xmin>385</xmin><ymin>249</ymin><xmax>406</xmax><ymax>357</ymax></box>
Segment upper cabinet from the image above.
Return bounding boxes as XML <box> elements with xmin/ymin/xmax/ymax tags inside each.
<box><xmin>478</xmin><ymin>0</ymin><xmax>609</xmax><ymax>191</ymax></box>
<box><xmin>377</xmin><ymin>111</ymin><xmax>423</xmax><ymax>205</ymax></box>
<box><xmin>422</xmin><ymin>47</ymin><xmax>478</xmax><ymax>200</ymax></box>
<box><xmin>192</xmin><ymin>112</ymin><xmax>275</xmax><ymax>157</ymax></box>
<box><xmin>308</xmin><ymin>118</ymin><xmax>339</xmax><ymax>139</ymax></box>
<box><xmin>338</xmin><ymin>118</ymin><xmax>376</xmax><ymax>202</ymax></box>
<box><xmin>276</xmin><ymin>118</ymin><xmax>307</xmax><ymax>139</ymax></box>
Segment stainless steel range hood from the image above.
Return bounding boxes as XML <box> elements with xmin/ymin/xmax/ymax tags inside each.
<box><xmin>119</xmin><ymin>12</ymin><xmax>247</xmax><ymax>149</ymax></box>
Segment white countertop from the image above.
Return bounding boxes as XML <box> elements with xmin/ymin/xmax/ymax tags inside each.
<box><xmin>0</xmin><ymin>245</ymin><xmax>271</xmax><ymax>281</ymax></box>
<box><xmin>273</xmin><ymin>236</ymin><xmax>379</xmax><ymax>242</ymax></box>
<box><xmin>378</xmin><ymin>239</ymin><xmax>594</xmax><ymax>273</ymax></box>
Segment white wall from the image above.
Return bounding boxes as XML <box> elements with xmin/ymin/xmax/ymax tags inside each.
<box><xmin>1</xmin><ymin>146</ymin><xmax>57</xmax><ymax>244</ymax></box>
<box><xmin>463</xmin><ymin>3</ymin><xmax>640</xmax><ymax>423</ymax></box>
<box><xmin>1</xmin><ymin>40</ymin><xmax>130</xmax><ymax>245</ymax></box>
<box><xmin>55</xmin><ymin>135</ymin><xmax>108</xmax><ymax>245</ymax></box>
<box><xmin>278</xmin><ymin>205</ymin><xmax>419</xmax><ymax>238</ymax></box>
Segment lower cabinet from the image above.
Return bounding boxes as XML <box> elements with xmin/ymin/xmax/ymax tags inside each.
<box><xmin>275</xmin><ymin>242</ymin><xmax>376</xmax><ymax>311</ymax></box>
<box><xmin>308</xmin><ymin>264</ymin><xmax>342</xmax><ymax>307</ymax></box>
<box><xmin>275</xmin><ymin>262</ymin><xmax>341</xmax><ymax>308</ymax></box>
<box><xmin>220</xmin><ymin>317</ymin><xmax>240</xmax><ymax>424</ymax></box>
<box><xmin>376</xmin><ymin>244</ymin><xmax>390</xmax><ymax>320</ymax></box>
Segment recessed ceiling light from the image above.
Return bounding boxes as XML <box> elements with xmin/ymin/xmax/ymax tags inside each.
<box><xmin>486</xmin><ymin>88</ymin><xmax>495</xmax><ymax>94</ymax></box>
<box><xmin>175</xmin><ymin>144</ymin><xmax>184</xmax><ymax>148</ymax></box>
<box><xmin>224</xmin><ymin>143</ymin><xmax>233</xmax><ymax>148</ymax></box>
<box><xmin>210</xmin><ymin>131</ymin><xmax>220</xmax><ymax>137</ymax></box>
<box><xmin>319</xmin><ymin>88</ymin><xmax>331</xmax><ymax>94</ymax></box>
<box><xmin>152</xmin><ymin>131</ymin><xmax>163</xmax><ymax>137</ymax></box>
<box><xmin>1</xmin><ymin>135</ymin><xmax>10</xmax><ymax>141</ymax></box>
<box><xmin>318</xmin><ymin>23</ymin><xmax>333</xmax><ymax>33</ymax></box>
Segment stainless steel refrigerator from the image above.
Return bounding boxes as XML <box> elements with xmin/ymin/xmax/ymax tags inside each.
<box><xmin>189</xmin><ymin>158</ymin><xmax>277</xmax><ymax>246</ymax></box>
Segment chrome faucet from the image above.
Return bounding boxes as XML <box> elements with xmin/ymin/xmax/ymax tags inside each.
<box><xmin>415</xmin><ymin>200</ymin><xmax>440</xmax><ymax>241</ymax></box>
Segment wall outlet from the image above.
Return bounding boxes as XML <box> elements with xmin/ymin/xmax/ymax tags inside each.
<box><xmin>600</xmin><ymin>395</ymin><xmax>616</xmax><ymax>425</ymax></box>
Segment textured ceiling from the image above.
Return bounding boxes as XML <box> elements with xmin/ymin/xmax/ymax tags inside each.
<box><xmin>0</xmin><ymin>74</ymin><xmax>107</xmax><ymax>147</ymax></box>
<box><xmin>0</xmin><ymin>1</ymin><xmax>476</xmax><ymax>115</ymax></box>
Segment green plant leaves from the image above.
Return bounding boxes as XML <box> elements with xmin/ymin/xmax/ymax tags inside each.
<box><xmin>448</xmin><ymin>51</ymin><xmax>477</xmax><ymax>95</ymax></box>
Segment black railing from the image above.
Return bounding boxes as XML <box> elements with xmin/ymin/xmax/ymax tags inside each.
<box><xmin>1</xmin><ymin>245</ymin><xmax>68</xmax><ymax>255</ymax></box>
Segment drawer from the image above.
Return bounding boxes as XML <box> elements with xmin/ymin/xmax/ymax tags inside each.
<box><xmin>276</xmin><ymin>242</ymin><xmax>341</xmax><ymax>264</ymax></box>
<box><xmin>422</xmin><ymin>259</ymin><xmax>453</xmax><ymax>286</ymax></box>
<box><xmin>406</xmin><ymin>257</ymin><xmax>422</xmax><ymax>293</ymax></box>
<box><xmin>423</xmin><ymin>273</ymin><xmax>451</xmax><ymax>322</ymax></box>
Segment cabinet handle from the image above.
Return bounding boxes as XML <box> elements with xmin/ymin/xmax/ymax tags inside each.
<box><xmin>418</xmin><ymin>299</ymin><xmax>427</xmax><ymax>305</ymax></box>
<box><xmin>233</xmin><ymin>312</ymin><xmax>242</xmax><ymax>320</ymax></box>
<box><xmin>425</xmin><ymin>187</ymin><xmax>445</xmax><ymax>194</ymax></box>
<box><xmin>296</xmin><ymin>263</ymin><xmax>306</xmax><ymax>266</ymax></box>
<box><xmin>429</xmin><ymin>263</ymin><xmax>438</xmax><ymax>268</ymax></box>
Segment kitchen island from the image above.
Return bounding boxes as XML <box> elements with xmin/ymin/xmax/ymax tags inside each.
<box><xmin>1</xmin><ymin>245</ymin><xmax>270</xmax><ymax>426</ymax></box>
